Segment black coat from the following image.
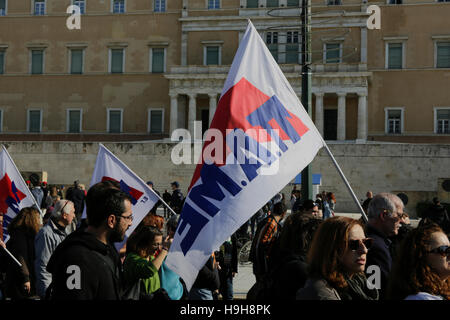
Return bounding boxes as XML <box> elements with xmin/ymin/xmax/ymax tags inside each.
<box><xmin>150</xmin><ymin>189</ymin><xmax>162</xmax><ymax>214</ymax></box>
<box><xmin>365</xmin><ymin>224</ymin><xmax>392</xmax><ymax>300</ymax></box>
<box><xmin>46</xmin><ymin>229</ymin><xmax>122</xmax><ymax>300</ymax></box>
<box><xmin>191</xmin><ymin>256</ymin><xmax>220</xmax><ymax>291</ymax></box>
<box><xmin>5</xmin><ymin>228</ymin><xmax>37</xmax><ymax>299</ymax></box>
<box><xmin>271</xmin><ymin>252</ymin><xmax>309</xmax><ymax>300</ymax></box>
<box><xmin>424</xmin><ymin>204</ymin><xmax>450</xmax><ymax>234</ymax></box>
<box><xmin>66</xmin><ymin>187</ymin><xmax>85</xmax><ymax>216</ymax></box>
<box><xmin>170</xmin><ymin>189</ymin><xmax>184</xmax><ymax>214</ymax></box>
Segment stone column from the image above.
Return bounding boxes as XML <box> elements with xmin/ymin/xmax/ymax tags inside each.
<box><xmin>314</xmin><ymin>92</ymin><xmax>324</xmax><ymax>137</ymax></box>
<box><xmin>357</xmin><ymin>92</ymin><xmax>368</xmax><ymax>142</ymax></box>
<box><xmin>188</xmin><ymin>93</ymin><xmax>197</xmax><ymax>138</ymax></box>
<box><xmin>208</xmin><ymin>93</ymin><xmax>217</xmax><ymax>125</ymax></box>
<box><xmin>361</xmin><ymin>28</ymin><xmax>367</xmax><ymax>64</ymax></box>
<box><xmin>337</xmin><ymin>92</ymin><xmax>347</xmax><ymax>141</ymax></box>
<box><xmin>169</xmin><ymin>93</ymin><xmax>178</xmax><ymax>137</ymax></box>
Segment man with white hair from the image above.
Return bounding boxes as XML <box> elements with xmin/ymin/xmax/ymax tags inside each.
<box><xmin>34</xmin><ymin>199</ymin><xmax>75</xmax><ymax>299</ymax></box>
<box><xmin>365</xmin><ymin>192</ymin><xmax>404</xmax><ymax>299</ymax></box>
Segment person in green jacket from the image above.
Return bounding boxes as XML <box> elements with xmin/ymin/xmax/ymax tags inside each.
<box><xmin>123</xmin><ymin>226</ymin><xmax>171</xmax><ymax>296</ymax></box>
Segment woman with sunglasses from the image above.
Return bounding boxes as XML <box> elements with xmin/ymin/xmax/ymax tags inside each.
<box><xmin>297</xmin><ymin>216</ymin><xmax>378</xmax><ymax>300</ymax></box>
<box><xmin>387</xmin><ymin>223</ymin><xmax>450</xmax><ymax>300</ymax></box>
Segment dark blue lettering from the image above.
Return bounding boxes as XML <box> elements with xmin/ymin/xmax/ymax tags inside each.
<box><xmin>227</xmin><ymin>129</ymin><xmax>278</xmax><ymax>182</ymax></box>
<box><xmin>190</xmin><ymin>163</ymin><xmax>242</xmax><ymax>218</ymax></box>
<box><xmin>177</xmin><ymin>202</ymin><xmax>210</xmax><ymax>255</ymax></box>
<box><xmin>246</xmin><ymin>95</ymin><xmax>301</xmax><ymax>152</ymax></box>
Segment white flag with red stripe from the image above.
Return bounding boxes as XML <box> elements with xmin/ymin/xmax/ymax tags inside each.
<box><xmin>0</xmin><ymin>146</ymin><xmax>42</xmax><ymax>242</ymax></box>
<box><xmin>84</xmin><ymin>144</ymin><xmax>160</xmax><ymax>249</ymax></box>
<box><xmin>165</xmin><ymin>21</ymin><xmax>325</xmax><ymax>290</ymax></box>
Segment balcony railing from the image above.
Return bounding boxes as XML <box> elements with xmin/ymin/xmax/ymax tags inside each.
<box><xmin>169</xmin><ymin>63</ymin><xmax>367</xmax><ymax>75</ymax></box>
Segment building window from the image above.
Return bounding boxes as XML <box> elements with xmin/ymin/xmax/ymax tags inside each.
<box><xmin>112</xmin><ymin>0</ymin><xmax>125</xmax><ymax>13</ymax></box>
<box><xmin>67</xmin><ymin>109</ymin><xmax>82</xmax><ymax>133</ymax></box>
<box><xmin>327</xmin><ymin>0</ymin><xmax>342</xmax><ymax>5</ymax></box>
<box><xmin>325</xmin><ymin>43</ymin><xmax>341</xmax><ymax>63</ymax></box>
<box><xmin>388</xmin><ymin>0</ymin><xmax>402</xmax><ymax>4</ymax></box>
<box><xmin>108</xmin><ymin>109</ymin><xmax>123</xmax><ymax>133</ymax></box>
<box><xmin>0</xmin><ymin>0</ymin><xmax>6</xmax><ymax>16</ymax></box>
<box><xmin>0</xmin><ymin>109</ymin><xmax>2</xmax><ymax>132</ymax></box>
<box><xmin>70</xmin><ymin>49</ymin><xmax>83</xmax><ymax>74</ymax></box>
<box><xmin>247</xmin><ymin>0</ymin><xmax>259</xmax><ymax>8</ymax></box>
<box><xmin>154</xmin><ymin>0</ymin><xmax>165</xmax><ymax>12</ymax></box>
<box><xmin>148</xmin><ymin>109</ymin><xmax>164</xmax><ymax>134</ymax></box>
<box><xmin>436</xmin><ymin>109</ymin><xmax>450</xmax><ymax>134</ymax></box>
<box><xmin>110</xmin><ymin>48</ymin><xmax>124</xmax><ymax>73</ymax></box>
<box><xmin>28</xmin><ymin>110</ymin><xmax>42</xmax><ymax>133</ymax></box>
<box><xmin>34</xmin><ymin>0</ymin><xmax>45</xmax><ymax>15</ymax></box>
<box><xmin>0</xmin><ymin>51</ymin><xmax>4</xmax><ymax>74</ymax></box>
<box><xmin>150</xmin><ymin>48</ymin><xmax>165</xmax><ymax>73</ymax></box>
<box><xmin>31</xmin><ymin>49</ymin><xmax>44</xmax><ymax>74</ymax></box>
<box><xmin>438</xmin><ymin>0</ymin><xmax>450</xmax><ymax>2</ymax></box>
<box><xmin>267</xmin><ymin>0</ymin><xmax>279</xmax><ymax>7</ymax></box>
<box><xmin>266</xmin><ymin>32</ymin><xmax>278</xmax><ymax>62</ymax></box>
<box><xmin>387</xmin><ymin>43</ymin><xmax>403</xmax><ymax>69</ymax></box>
<box><xmin>436</xmin><ymin>42</ymin><xmax>450</xmax><ymax>68</ymax></box>
<box><xmin>385</xmin><ymin>108</ymin><xmax>403</xmax><ymax>134</ymax></box>
<box><xmin>287</xmin><ymin>0</ymin><xmax>300</xmax><ymax>6</ymax></box>
<box><xmin>286</xmin><ymin>31</ymin><xmax>300</xmax><ymax>64</ymax></box>
<box><xmin>204</xmin><ymin>46</ymin><xmax>220</xmax><ymax>65</ymax></box>
<box><xmin>73</xmin><ymin>0</ymin><xmax>85</xmax><ymax>14</ymax></box>
<box><xmin>208</xmin><ymin>0</ymin><xmax>220</xmax><ymax>9</ymax></box>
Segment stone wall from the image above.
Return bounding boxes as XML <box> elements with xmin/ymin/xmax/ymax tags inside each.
<box><xmin>3</xmin><ymin>141</ymin><xmax>450</xmax><ymax>218</ymax></box>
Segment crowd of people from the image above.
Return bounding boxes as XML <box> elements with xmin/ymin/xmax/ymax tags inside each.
<box><xmin>0</xmin><ymin>178</ymin><xmax>190</xmax><ymax>300</ymax></box>
<box><xmin>248</xmin><ymin>190</ymin><xmax>450</xmax><ymax>300</ymax></box>
<box><xmin>0</xmin><ymin>176</ymin><xmax>449</xmax><ymax>300</ymax></box>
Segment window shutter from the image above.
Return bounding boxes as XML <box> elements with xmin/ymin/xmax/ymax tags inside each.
<box><xmin>152</xmin><ymin>48</ymin><xmax>164</xmax><ymax>73</ymax></box>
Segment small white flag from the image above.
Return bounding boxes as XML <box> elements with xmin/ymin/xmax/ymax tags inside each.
<box><xmin>0</xmin><ymin>146</ymin><xmax>42</xmax><ymax>242</ymax></box>
<box><xmin>84</xmin><ymin>144</ymin><xmax>160</xmax><ymax>250</ymax></box>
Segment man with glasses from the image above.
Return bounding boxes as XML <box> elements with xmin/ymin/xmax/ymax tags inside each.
<box><xmin>365</xmin><ymin>192</ymin><xmax>404</xmax><ymax>299</ymax></box>
<box><xmin>47</xmin><ymin>184</ymin><xmax>133</xmax><ymax>299</ymax></box>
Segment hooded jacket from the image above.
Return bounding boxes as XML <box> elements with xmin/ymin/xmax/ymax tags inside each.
<box><xmin>46</xmin><ymin>229</ymin><xmax>122</xmax><ymax>300</ymax></box>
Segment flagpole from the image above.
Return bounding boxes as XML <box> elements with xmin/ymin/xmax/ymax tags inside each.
<box><xmin>0</xmin><ymin>245</ymin><xmax>23</xmax><ymax>268</ymax></box>
<box><xmin>300</xmin><ymin>0</ymin><xmax>313</xmax><ymax>201</ymax></box>
<box><xmin>1</xmin><ymin>145</ymin><xmax>43</xmax><ymax>217</ymax></box>
<box><xmin>151</xmin><ymin>190</ymin><xmax>177</xmax><ymax>217</ymax></box>
<box><xmin>322</xmin><ymin>143</ymin><xmax>368</xmax><ymax>223</ymax></box>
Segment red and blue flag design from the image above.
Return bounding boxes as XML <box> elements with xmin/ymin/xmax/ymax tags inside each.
<box><xmin>166</xmin><ymin>21</ymin><xmax>325</xmax><ymax>290</ymax></box>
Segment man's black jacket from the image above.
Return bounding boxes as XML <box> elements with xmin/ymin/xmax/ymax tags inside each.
<box><xmin>46</xmin><ymin>229</ymin><xmax>122</xmax><ymax>300</ymax></box>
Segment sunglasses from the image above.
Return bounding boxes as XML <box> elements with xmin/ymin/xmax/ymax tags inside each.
<box><xmin>428</xmin><ymin>245</ymin><xmax>450</xmax><ymax>257</ymax></box>
<box><xmin>348</xmin><ymin>238</ymin><xmax>373</xmax><ymax>251</ymax></box>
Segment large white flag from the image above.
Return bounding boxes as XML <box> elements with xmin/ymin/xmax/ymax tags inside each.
<box><xmin>85</xmin><ymin>144</ymin><xmax>160</xmax><ymax>250</ymax></box>
<box><xmin>0</xmin><ymin>146</ymin><xmax>42</xmax><ymax>242</ymax></box>
<box><xmin>165</xmin><ymin>21</ymin><xmax>325</xmax><ymax>290</ymax></box>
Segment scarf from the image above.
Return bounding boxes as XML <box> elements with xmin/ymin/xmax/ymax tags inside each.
<box><xmin>336</xmin><ymin>273</ymin><xmax>379</xmax><ymax>300</ymax></box>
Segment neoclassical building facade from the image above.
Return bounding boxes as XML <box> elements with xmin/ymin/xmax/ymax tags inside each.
<box><xmin>0</xmin><ymin>0</ymin><xmax>449</xmax><ymax>143</ymax></box>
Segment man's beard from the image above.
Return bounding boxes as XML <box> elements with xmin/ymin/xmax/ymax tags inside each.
<box><xmin>110</xmin><ymin>221</ymin><xmax>126</xmax><ymax>243</ymax></box>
